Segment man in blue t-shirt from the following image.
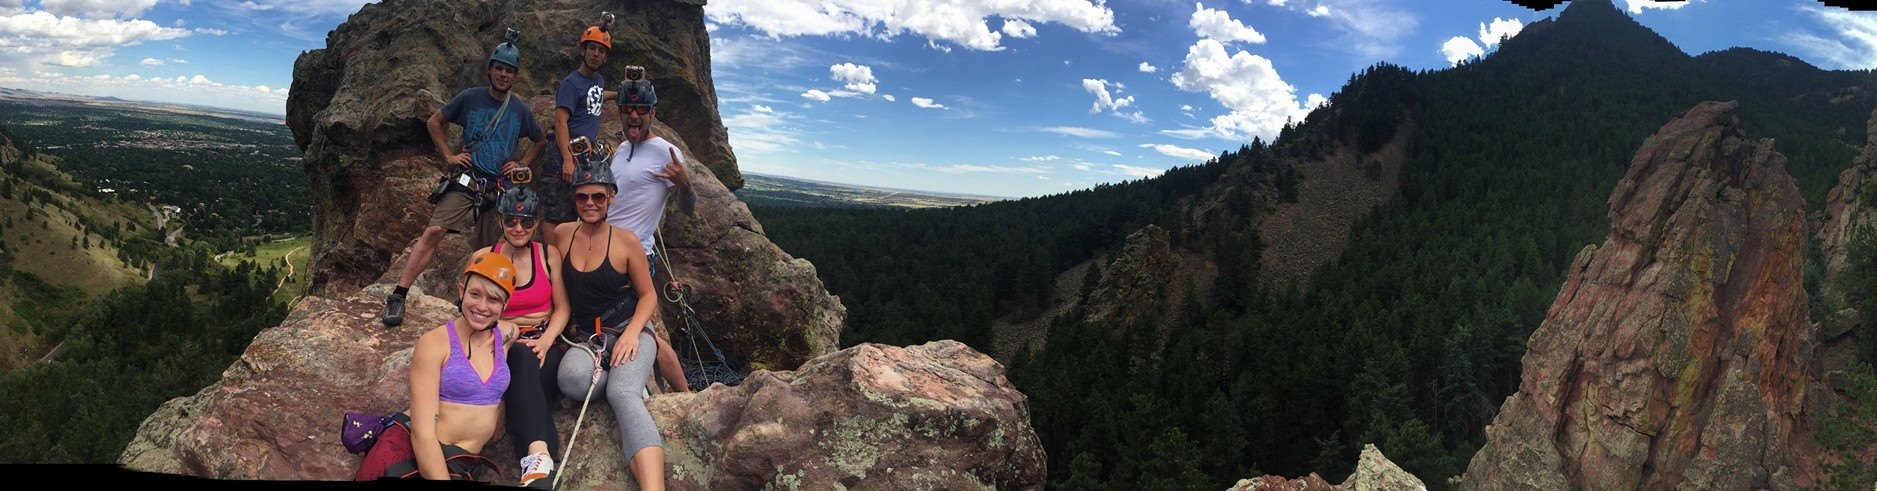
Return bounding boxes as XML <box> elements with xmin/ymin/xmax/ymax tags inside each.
<box><xmin>535</xmin><ymin>24</ymin><xmax>619</xmax><ymax>225</ymax></box>
<box><xmin>382</xmin><ymin>35</ymin><xmax>545</xmax><ymax>328</ymax></box>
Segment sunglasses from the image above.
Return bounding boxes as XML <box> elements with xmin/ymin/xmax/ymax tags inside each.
<box><xmin>502</xmin><ymin>216</ymin><xmax>538</xmax><ymax>229</ymax></box>
<box><xmin>574</xmin><ymin>192</ymin><xmax>611</xmax><ymax>203</ymax></box>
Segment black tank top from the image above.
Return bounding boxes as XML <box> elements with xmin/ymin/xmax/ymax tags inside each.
<box><xmin>562</xmin><ymin>225</ymin><xmax>634</xmax><ymax>332</ymax></box>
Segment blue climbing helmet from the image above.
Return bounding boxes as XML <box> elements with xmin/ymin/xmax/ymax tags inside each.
<box><xmin>490</xmin><ymin>27</ymin><xmax>521</xmax><ymax>70</ymax></box>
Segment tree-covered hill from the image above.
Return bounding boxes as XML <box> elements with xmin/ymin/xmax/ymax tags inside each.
<box><xmin>751</xmin><ymin>0</ymin><xmax>1877</xmax><ymax>488</ymax></box>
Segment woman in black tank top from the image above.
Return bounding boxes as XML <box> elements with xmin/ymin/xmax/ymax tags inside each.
<box><xmin>552</xmin><ymin>163</ymin><xmax>667</xmax><ymax>490</ymax></box>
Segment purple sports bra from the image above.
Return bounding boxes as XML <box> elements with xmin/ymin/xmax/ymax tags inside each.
<box><xmin>438</xmin><ymin>321</ymin><xmax>508</xmax><ymax>406</ymax></box>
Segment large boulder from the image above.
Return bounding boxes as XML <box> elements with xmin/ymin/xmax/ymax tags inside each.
<box><xmin>1461</xmin><ymin>101</ymin><xmax>1826</xmax><ymax>489</ymax></box>
<box><xmin>289</xmin><ymin>0</ymin><xmax>838</xmax><ymax>373</ymax></box>
<box><xmin>119</xmin><ymin>286</ymin><xmax>1044</xmax><ymax>489</ymax></box>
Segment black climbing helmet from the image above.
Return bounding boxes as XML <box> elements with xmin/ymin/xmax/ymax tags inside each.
<box><xmin>571</xmin><ymin>159</ymin><xmax>616</xmax><ymax>192</ymax></box>
<box><xmin>497</xmin><ymin>186</ymin><xmax>539</xmax><ymax>217</ymax></box>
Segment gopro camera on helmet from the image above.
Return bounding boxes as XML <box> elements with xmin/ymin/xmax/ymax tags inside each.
<box><xmin>624</xmin><ymin>65</ymin><xmax>645</xmax><ymax>81</ymax></box>
<box><xmin>504</xmin><ymin>27</ymin><xmax>521</xmax><ymax>43</ymax></box>
<box><xmin>600</xmin><ymin>12</ymin><xmax>616</xmax><ymax>32</ymax></box>
<box><xmin>506</xmin><ymin>166</ymin><xmax>533</xmax><ymax>184</ymax></box>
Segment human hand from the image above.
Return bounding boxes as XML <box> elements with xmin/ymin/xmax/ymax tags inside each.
<box><xmin>610</xmin><ymin>332</ymin><xmax>639</xmax><ymax>367</ymax></box>
<box><xmin>561</xmin><ymin>154</ymin><xmax>576</xmax><ymax>181</ymax></box>
<box><xmin>447</xmin><ymin>152</ymin><xmax>472</xmax><ymax>169</ymax></box>
<box><xmin>653</xmin><ymin>148</ymin><xmax>688</xmax><ymax>185</ymax></box>
<box><xmin>521</xmin><ymin>337</ymin><xmax>551</xmax><ymax>368</ymax></box>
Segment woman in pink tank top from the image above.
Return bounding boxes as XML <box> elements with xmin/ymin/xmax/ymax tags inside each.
<box><xmin>472</xmin><ymin>187</ymin><xmax>571</xmax><ymax>486</ymax></box>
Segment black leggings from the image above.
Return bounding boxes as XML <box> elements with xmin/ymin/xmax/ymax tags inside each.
<box><xmin>503</xmin><ymin>342</ymin><xmax>567</xmax><ymax>464</ymax></box>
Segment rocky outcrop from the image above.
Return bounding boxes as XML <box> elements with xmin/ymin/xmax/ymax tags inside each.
<box><xmin>289</xmin><ymin>0</ymin><xmax>740</xmax><ymax>298</ymax></box>
<box><xmin>1462</xmin><ymin>101</ymin><xmax>1824</xmax><ymax>489</ymax></box>
<box><xmin>120</xmin><ymin>286</ymin><xmax>1044</xmax><ymax>489</ymax></box>
<box><xmin>1817</xmin><ymin>109</ymin><xmax>1877</xmax><ymax>304</ymax></box>
<box><xmin>1813</xmin><ymin>110</ymin><xmax>1877</xmax><ymax>394</ymax></box>
<box><xmin>1228</xmin><ymin>444</ymin><xmax>1424</xmax><ymax>491</ymax></box>
<box><xmin>287</xmin><ymin>0</ymin><xmax>837</xmax><ymax>372</ymax></box>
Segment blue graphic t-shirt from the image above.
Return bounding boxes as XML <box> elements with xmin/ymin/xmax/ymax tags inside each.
<box><xmin>440</xmin><ymin>87</ymin><xmax>543</xmax><ymax>177</ymax></box>
<box><xmin>556</xmin><ymin>70</ymin><xmax>607</xmax><ymax>142</ymax></box>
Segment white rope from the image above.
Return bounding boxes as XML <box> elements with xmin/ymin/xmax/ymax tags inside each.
<box><xmin>553</xmin><ymin>336</ymin><xmax>605</xmax><ymax>490</ymax></box>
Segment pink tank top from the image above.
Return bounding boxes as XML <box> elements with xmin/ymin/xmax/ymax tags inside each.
<box><xmin>494</xmin><ymin>242</ymin><xmax>552</xmax><ymax>318</ymax></box>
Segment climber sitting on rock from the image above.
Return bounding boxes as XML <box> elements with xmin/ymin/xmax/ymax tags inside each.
<box><xmin>354</xmin><ymin>251</ymin><xmax>520</xmax><ymax>482</ymax></box>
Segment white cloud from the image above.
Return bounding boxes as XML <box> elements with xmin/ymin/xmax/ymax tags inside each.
<box><xmin>1266</xmin><ymin>0</ymin><xmax>1287</xmax><ymax>6</ymax></box>
<box><xmin>911</xmin><ymin>96</ymin><xmax>946</xmax><ymax>109</ymax></box>
<box><xmin>1082</xmin><ymin>78</ymin><xmax>1134</xmax><ymax>114</ymax></box>
<box><xmin>705</xmin><ymin>0</ymin><xmax>1118</xmax><ymax>51</ymax></box>
<box><xmin>1113</xmin><ymin>164</ymin><xmax>1163</xmax><ymax>178</ymax></box>
<box><xmin>1180</xmin><ymin>104</ymin><xmax>1193</xmax><ymax>111</ymax></box>
<box><xmin>1309</xmin><ymin>0</ymin><xmax>1416</xmax><ymax>60</ymax></box>
<box><xmin>724</xmin><ymin>107</ymin><xmax>803</xmax><ymax>155</ymax></box>
<box><xmin>829</xmin><ymin>62</ymin><xmax>877</xmax><ymax>94</ymax></box>
<box><xmin>0</xmin><ymin>0</ymin><xmax>21</xmax><ymax>14</ymax></box>
<box><xmin>236</xmin><ymin>0</ymin><xmax>273</xmax><ymax>10</ymax></box>
<box><xmin>802</xmin><ymin>89</ymin><xmax>832</xmax><ymax>101</ymax></box>
<box><xmin>1784</xmin><ymin>5</ymin><xmax>1877</xmax><ymax>70</ymax></box>
<box><xmin>1019</xmin><ymin>155</ymin><xmax>1060</xmax><ymax>162</ymax></box>
<box><xmin>883</xmin><ymin>94</ymin><xmax>896</xmax><ymax>101</ymax></box>
<box><xmin>1100</xmin><ymin>149</ymin><xmax>1122</xmax><ymax>157</ymax></box>
<box><xmin>40</xmin><ymin>0</ymin><xmax>159</xmax><ymax>18</ymax></box>
<box><xmin>2</xmin><ymin>70</ymin><xmax>289</xmax><ymax>114</ymax></box>
<box><xmin>1478</xmin><ymin>17</ymin><xmax>1522</xmax><ymax>47</ymax></box>
<box><xmin>1441</xmin><ymin>36</ymin><xmax>1483</xmax><ymax>65</ymax></box>
<box><xmin>1139</xmin><ymin>62</ymin><xmax>1157</xmax><ymax>73</ymax></box>
<box><xmin>1190</xmin><ymin>2</ymin><xmax>1265</xmax><ymax>44</ymax></box>
<box><xmin>1140</xmin><ymin>143</ymin><xmax>1214</xmax><ymax>161</ymax></box>
<box><xmin>753</xmin><ymin>104</ymin><xmax>773</xmax><ymax>113</ymax></box>
<box><xmin>1042</xmin><ymin>126</ymin><xmax>1118</xmax><ymax>138</ymax></box>
<box><xmin>139</xmin><ymin>57</ymin><xmax>164</xmax><ymax>66</ymax></box>
<box><xmin>1438</xmin><ymin>17</ymin><xmax>1522</xmax><ymax>66</ymax></box>
<box><xmin>194</xmin><ymin>27</ymin><xmax>228</xmax><ymax>36</ymax></box>
<box><xmin>1070</xmin><ymin>162</ymin><xmax>1094</xmax><ymax>171</ymax></box>
<box><xmin>1170</xmin><ymin>38</ymin><xmax>1324</xmax><ymax>141</ymax></box>
<box><xmin>0</xmin><ymin>11</ymin><xmax>192</xmax><ymax>70</ymax></box>
<box><xmin>168</xmin><ymin>58</ymin><xmax>186</xmax><ymax>64</ymax></box>
<box><xmin>1002</xmin><ymin>19</ymin><xmax>1036</xmax><ymax>38</ymax></box>
<box><xmin>1624</xmin><ymin>0</ymin><xmax>1689</xmax><ymax>14</ymax></box>
<box><xmin>1116</xmin><ymin>111</ymin><xmax>1149</xmax><ymax>124</ymax></box>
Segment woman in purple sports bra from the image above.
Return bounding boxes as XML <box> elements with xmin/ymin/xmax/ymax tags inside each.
<box><xmin>354</xmin><ymin>251</ymin><xmax>521</xmax><ymax>481</ymax></box>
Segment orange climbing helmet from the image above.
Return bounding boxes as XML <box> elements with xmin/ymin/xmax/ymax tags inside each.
<box><xmin>463</xmin><ymin>250</ymin><xmax>517</xmax><ymax>296</ymax></box>
<box><xmin>578</xmin><ymin>12</ymin><xmax>615</xmax><ymax>50</ymax></box>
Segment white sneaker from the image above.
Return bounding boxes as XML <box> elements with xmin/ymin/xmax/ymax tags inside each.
<box><xmin>520</xmin><ymin>452</ymin><xmax>554</xmax><ymax>486</ymax></box>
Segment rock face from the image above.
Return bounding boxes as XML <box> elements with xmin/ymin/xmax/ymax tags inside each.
<box><xmin>1462</xmin><ymin>101</ymin><xmax>1824</xmax><ymax>489</ymax></box>
<box><xmin>289</xmin><ymin>0</ymin><xmax>740</xmax><ymax>298</ymax></box>
<box><xmin>1818</xmin><ymin>109</ymin><xmax>1877</xmax><ymax>302</ymax></box>
<box><xmin>288</xmin><ymin>0</ymin><xmax>838</xmax><ymax>372</ymax></box>
<box><xmin>119</xmin><ymin>286</ymin><xmax>1045</xmax><ymax>489</ymax></box>
<box><xmin>1813</xmin><ymin>110</ymin><xmax>1877</xmax><ymax>393</ymax></box>
<box><xmin>1227</xmin><ymin>444</ymin><xmax>1424</xmax><ymax>491</ymax></box>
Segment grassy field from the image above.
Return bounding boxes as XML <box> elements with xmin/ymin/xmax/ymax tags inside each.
<box><xmin>218</xmin><ymin>235</ymin><xmax>311</xmax><ymax>306</ymax></box>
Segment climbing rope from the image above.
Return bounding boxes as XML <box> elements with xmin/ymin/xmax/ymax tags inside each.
<box><xmin>553</xmin><ymin>335</ymin><xmax>606</xmax><ymax>490</ymax></box>
<box><xmin>653</xmin><ymin>228</ymin><xmax>745</xmax><ymax>392</ymax></box>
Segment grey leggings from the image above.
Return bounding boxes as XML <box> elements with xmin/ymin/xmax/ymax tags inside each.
<box><xmin>558</xmin><ymin>330</ymin><xmax>662</xmax><ymax>459</ymax></box>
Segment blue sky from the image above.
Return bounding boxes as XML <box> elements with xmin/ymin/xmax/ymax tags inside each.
<box><xmin>2</xmin><ymin>1</ymin><xmax>1876</xmax><ymax>197</ymax></box>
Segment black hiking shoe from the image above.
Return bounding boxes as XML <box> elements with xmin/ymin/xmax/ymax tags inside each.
<box><xmin>381</xmin><ymin>293</ymin><xmax>406</xmax><ymax>328</ymax></box>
